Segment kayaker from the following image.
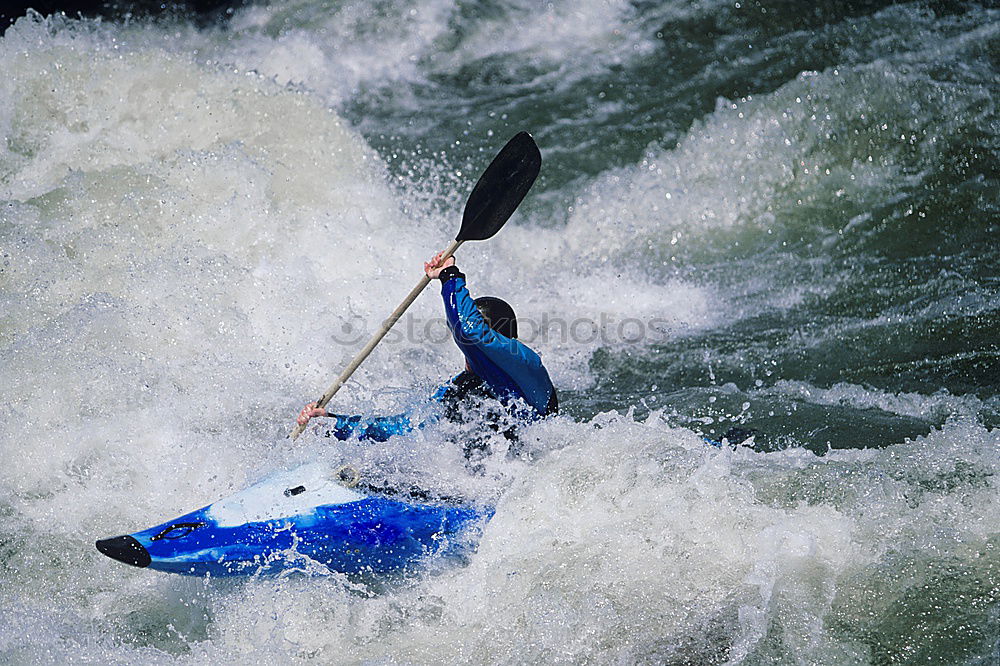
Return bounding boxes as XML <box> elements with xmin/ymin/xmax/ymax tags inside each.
<box><xmin>297</xmin><ymin>251</ymin><xmax>558</xmax><ymax>469</ymax></box>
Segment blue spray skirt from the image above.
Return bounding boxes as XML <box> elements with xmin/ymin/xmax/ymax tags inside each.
<box><xmin>96</xmin><ymin>463</ymin><xmax>492</xmax><ymax>577</ymax></box>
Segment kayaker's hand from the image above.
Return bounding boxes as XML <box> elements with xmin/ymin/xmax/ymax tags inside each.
<box><xmin>297</xmin><ymin>402</ymin><xmax>327</xmax><ymax>426</ymax></box>
<box><xmin>424</xmin><ymin>251</ymin><xmax>455</xmax><ymax>279</ymax></box>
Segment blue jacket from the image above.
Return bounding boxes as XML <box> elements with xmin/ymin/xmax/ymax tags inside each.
<box><xmin>324</xmin><ymin>267</ymin><xmax>557</xmax><ymax>442</ymax></box>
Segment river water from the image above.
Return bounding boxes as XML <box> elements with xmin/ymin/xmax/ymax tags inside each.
<box><xmin>2</xmin><ymin>1</ymin><xmax>999</xmax><ymax>663</ymax></box>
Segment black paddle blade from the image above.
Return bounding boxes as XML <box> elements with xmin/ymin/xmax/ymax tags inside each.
<box><xmin>457</xmin><ymin>132</ymin><xmax>541</xmax><ymax>242</ymax></box>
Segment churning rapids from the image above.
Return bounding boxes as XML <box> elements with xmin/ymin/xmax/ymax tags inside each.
<box><xmin>2</xmin><ymin>1</ymin><xmax>999</xmax><ymax>663</ymax></box>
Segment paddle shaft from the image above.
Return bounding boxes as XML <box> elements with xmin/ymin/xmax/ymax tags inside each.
<box><xmin>289</xmin><ymin>239</ymin><xmax>464</xmax><ymax>439</ymax></box>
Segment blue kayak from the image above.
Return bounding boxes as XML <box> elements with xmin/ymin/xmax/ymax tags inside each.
<box><xmin>95</xmin><ymin>462</ymin><xmax>492</xmax><ymax>577</ymax></box>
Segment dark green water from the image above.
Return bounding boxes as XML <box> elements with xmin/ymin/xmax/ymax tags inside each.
<box><xmin>330</xmin><ymin>0</ymin><xmax>1000</xmax><ymax>451</ymax></box>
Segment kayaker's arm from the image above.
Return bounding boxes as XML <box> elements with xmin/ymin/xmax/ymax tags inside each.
<box><xmin>323</xmin><ymin>413</ymin><xmax>413</xmax><ymax>441</ymax></box>
<box><xmin>434</xmin><ymin>264</ymin><xmax>557</xmax><ymax>417</ymax></box>
<box><xmin>297</xmin><ymin>401</ymin><xmax>414</xmax><ymax>441</ymax></box>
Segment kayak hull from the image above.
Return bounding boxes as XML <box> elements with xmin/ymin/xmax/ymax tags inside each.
<box><xmin>96</xmin><ymin>462</ymin><xmax>491</xmax><ymax>577</ymax></box>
